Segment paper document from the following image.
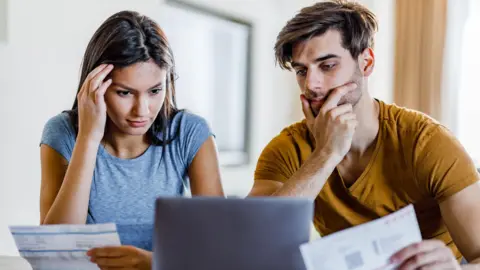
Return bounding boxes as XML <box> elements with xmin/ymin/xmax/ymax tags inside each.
<box><xmin>300</xmin><ymin>205</ymin><xmax>422</xmax><ymax>270</ymax></box>
<box><xmin>9</xmin><ymin>223</ymin><xmax>121</xmax><ymax>270</ymax></box>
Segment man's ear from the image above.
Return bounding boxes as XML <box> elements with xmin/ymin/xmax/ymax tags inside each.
<box><xmin>359</xmin><ymin>48</ymin><xmax>375</xmax><ymax>77</ymax></box>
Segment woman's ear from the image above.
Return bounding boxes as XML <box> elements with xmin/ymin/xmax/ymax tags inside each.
<box><xmin>359</xmin><ymin>48</ymin><xmax>375</xmax><ymax>77</ymax></box>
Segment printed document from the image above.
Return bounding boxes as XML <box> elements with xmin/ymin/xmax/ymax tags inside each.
<box><xmin>300</xmin><ymin>205</ymin><xmax>422</xmax><ymax>270</ymax></box>
<box><xmin>9</xmin><ymin>223</ymin><xmax>121</xmax><ymax>270</ymax></box>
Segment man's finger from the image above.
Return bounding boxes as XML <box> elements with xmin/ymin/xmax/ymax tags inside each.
<box><xmin>320</xmin><ymin>83</ymin><xmax>357</xmax><ymax>113</ymax></box>
<box><xmin>338</xmin><ymin>112</ymin><xmax>356</xmax><ymax>122</ymax></box>
<box><xmin>408</xmin><ymin>262</ymin><xmax>456</xmax><ymax>270</ymax></box>
<box><xmin>397</xmin><ymin>248</ymin><xmax>451</xmax><ymax>270</ymax></box>
<box><xmin>300</xmin><ymin>94</ymin><xmax>314</xmax><ymax>121</ymax></box>
<box><xmin>327</xmin><ymin>104</ymin><xmax>353</xmax><ymax>119</ymax></box>
<box><xmin>390</xmin><ymin>240</ymin><xmax>445</xmax><ymax>264</ymax></box>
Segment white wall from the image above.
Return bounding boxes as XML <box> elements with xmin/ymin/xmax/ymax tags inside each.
<box><xmin>0</xmin><ymin>0</ymin><xmax>171</xmax><ymax>255</ymax></box>
<box><xmin>0</xmin><ymin>0</ymin><xmax>394</xmax><ymax>255</ymax></box>
<box><xmin>360</xmin><ymin>0</ymin><xmax>395</xmax><ymax>103</ymax></box>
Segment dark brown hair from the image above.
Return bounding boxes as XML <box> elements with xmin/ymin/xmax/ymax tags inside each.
<box><xmin>67</xmin><ymin>10</ymin><xmax>180</xmax><ymax>146</ymax></box>
<box><xmin>274</xmin><ymin>0</ymin><xmax>378</xmax><ymax>70</ymax></box>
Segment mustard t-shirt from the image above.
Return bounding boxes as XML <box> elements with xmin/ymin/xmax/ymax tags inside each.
<box><xmin>254</xmin><ymin>100</ymin><xmax>479</xmax><ymax>260</ymax></box>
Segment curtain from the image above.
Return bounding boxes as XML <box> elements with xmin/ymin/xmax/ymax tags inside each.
<box><xmin>393</xmin><ymin>0</ymin><xmax>448</xmax><ymax>120</ymax></box>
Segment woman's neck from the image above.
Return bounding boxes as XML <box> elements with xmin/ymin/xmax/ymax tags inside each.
<box><xmin>102</xmin><ymin>126</ymin><xmax>150</xmax><ymax>159</ymax></box>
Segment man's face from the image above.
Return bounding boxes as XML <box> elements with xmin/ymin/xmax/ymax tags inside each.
<box><xmin>291</xmin><ymin>30</ymin><xmax>368</xmax><ymax>116</ymax></box>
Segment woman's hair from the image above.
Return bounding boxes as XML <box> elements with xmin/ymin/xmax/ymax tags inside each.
<box><xmin>67</xmin><ymin>10</ymin><xmax>180</xmax><ymax>145</ymax></box>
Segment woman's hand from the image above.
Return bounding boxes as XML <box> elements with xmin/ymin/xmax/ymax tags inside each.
<box><xmin>77</xmin><ymin>64</ymin><xmax>113</xmax><ymax>143</ymax></box>
<box><xmin>87</xmin><ymin>245</ymin><xmax>152</xmax><ymax>270</ymax></box>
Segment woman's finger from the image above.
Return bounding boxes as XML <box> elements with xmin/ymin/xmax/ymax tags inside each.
<box><xmin>85</xmin><ymin>64</ymin><xmax>110</xmax><ymax>82</ymax></box>
<box><xmin>78</xmin><ymin>64</ymin><xmax>110</xmax><ymax>99</ymax></box>
<box><xmin>93</xmin><ymin>255</ymin><xmax>132</xmax><ymax>267</ymax></box>
<box><xmin>89</xmin><ymin>64</ymin><xmax>114</xmax><ymax>93</ymax></box>
<box><xmin>93</xmin><ymin>79</ymin><xmax>112</xmax><ymax>104</ymax></box>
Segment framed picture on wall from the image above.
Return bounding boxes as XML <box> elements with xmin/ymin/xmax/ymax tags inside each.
<box><xmin>158</xmin><ymin>0</ymin><xmax>252</xmax><ymax>166</ymax></box>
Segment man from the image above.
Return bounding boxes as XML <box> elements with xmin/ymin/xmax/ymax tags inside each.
<box><xmin>249</xmin><ymin>0</ymin><xmax>480</xmax><ymax>269</ymax></box>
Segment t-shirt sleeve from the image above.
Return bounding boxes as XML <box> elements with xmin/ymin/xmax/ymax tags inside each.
<box><xmin>178</xmin><ymin>112</ymin><xmax>214</xmax><ymax>168</ymax></box>
<box><xmin>40</xmin><ymin>113</ymin><xmax>76</xmax><ymax>162</ymax></box>
<box><xmin>254</xmin><ymin>131</ymin><xmax>302</xmax><ymax>183</ymax></box>
<box><xmin>414</xmin><ymin>124</ymin><xmax>479</xmax><ymax>202</ymax></box>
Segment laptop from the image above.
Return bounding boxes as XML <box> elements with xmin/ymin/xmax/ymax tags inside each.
<box><xmin>153</xmin><ymin>196</ymin><xmax>313</xmax><ymax>270</ymax></box>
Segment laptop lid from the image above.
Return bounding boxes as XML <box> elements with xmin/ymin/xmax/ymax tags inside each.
<box><xmin>153</xmin><ymin>196</ymin><xmax>313</xmax><ymax>270</ymax></box>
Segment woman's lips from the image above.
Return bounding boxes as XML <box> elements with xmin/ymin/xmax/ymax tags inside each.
<box><xmin>127</xmin><ymin>120</ymin><xmax>148</xmax><ymax>128</ymax></box>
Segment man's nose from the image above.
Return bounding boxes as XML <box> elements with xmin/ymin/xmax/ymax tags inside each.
<box><xmin>304</xmin><ymin>70</ymin><xmax>325</xmax><ymax>97</ymax></box>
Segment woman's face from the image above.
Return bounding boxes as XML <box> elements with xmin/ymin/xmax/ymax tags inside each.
<box><xmin>104</xmin><ymin>59</ymin><xmax>167</xmax><ymax>136</ymax></box>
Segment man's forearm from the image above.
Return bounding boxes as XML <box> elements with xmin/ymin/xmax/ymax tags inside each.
<box><xmin>272</xmin><ymin>149</ymin><xmax>341</xmax><ymax>199</ymax></box>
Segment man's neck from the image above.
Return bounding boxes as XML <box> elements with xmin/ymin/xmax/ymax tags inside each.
<box><xmin>350</xmin><ymin>92</ymin><xmax>380</xmax><ymax>155</ymax></box>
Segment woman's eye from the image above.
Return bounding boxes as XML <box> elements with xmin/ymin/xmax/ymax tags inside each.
<box><xmin>116</xmin><ymin>90</ymin><xmax>131</xmax><ymax>96</ymax></box>
<box><xmin>150</xmin><ymin>88</ymin><xmax>163</xmax><ymax>95</ymax></box>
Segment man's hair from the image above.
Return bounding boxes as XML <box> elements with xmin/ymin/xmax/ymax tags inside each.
<box><xmin>274</xmin><ymin>0</ymin><xmax>378</xmax><ymax>70</ymax></box>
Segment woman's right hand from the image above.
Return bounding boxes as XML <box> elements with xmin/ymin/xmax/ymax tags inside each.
<box><xmin>77</xmin><ymin>64</ymin><xmax>114</xmax><ymax>143</ymax></box>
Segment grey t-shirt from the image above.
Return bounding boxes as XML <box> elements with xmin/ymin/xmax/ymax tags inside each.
<box><xmin>40</xmin><ymin>111</ymin><xmax>212</xmax><ymax>251</ymax></box>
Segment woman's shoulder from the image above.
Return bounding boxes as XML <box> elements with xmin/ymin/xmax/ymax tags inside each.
<box><xmin>171</xmin><ymin>110</ymin><xmax>208</xmax><ymax>126</ymax></box>
<box><xmin>42</xmin><ymin>112</ymin><xmax>75</xmax><ymax>136</ymax></box>
<box><xmin>40</xmin><ymin>111</ymin><xmax>77</xmax><ymax>161</ymax></box>
<box><xmin>44</xmin><ymin>112</ymin><xmax>74</xmax><ymax>134</ymax></box>
<box><xmin>166</xmin><ymin>110</ymin><xmax>214</xmax><ymax>167</ymax></box>
<box><xmin>168</xmin><ymin>110</ymin><xmax>211</xmax><ymax>135</ymax></box>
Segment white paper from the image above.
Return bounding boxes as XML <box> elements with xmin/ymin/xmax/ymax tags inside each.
<box><xmin>300</xmin><ymin>204</ymin><xmax>422</xmax><ymax>270</ymax></box>
<box><xmin>9</xmin><ymin>223</ymin><xmax>121</xmax><ymax>270</ymax></box>
<box><xmin>0</xmin><ymin>256</ymin><xmax>32</xmax><ymax>270</ymax></box>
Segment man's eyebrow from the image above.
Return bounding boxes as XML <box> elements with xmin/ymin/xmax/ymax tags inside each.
<box><xmin>291</xmin><ymin>54</ymin><xmax>340</xmax><ymax>68</ymax></box>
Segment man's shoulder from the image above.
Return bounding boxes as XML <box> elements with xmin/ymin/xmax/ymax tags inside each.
<box><xmin>262</xmin><ymin>119</ymin><xmax>313</xmax><ymax>156</ymax></box>
<box><xmin>280</xmin><ymin>119</ymin><xmax>309</xmax><ymax>138</ymax></box>
<box><xmin>255</xmin><ymin>120</ymin><xmax>312</xmax><ymax>182</ymax></box>
<box><xmin>380</xmin><ymin>100</ymin><xmax>442</xmax><ymax>134</ymax></box>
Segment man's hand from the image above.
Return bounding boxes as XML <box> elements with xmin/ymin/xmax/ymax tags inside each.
<box><xmin>390</xmin><ymin>240</ymin><xmax>461</xmax><ymax>270</ymax></box>
<box><xmin>301</xmin><ymin>83</ymin><xmax>358</xmax><ymax>160</ymax></box>
<box><xmin>87</xmin><ymin>245</ymin><xmax>152</xmax><ymax>270</ymax></box>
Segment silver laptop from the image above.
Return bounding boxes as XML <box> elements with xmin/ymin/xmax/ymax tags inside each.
<box><xmin>153</xmin><ymin>196</ymin><xmax>313</xmax><ymax>270</ymax></box>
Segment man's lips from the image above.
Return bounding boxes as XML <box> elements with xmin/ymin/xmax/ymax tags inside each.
<box><xmin>308</xmin><ymin>98</ymin><xmax>324</xmax><ymax>108</ymax></box>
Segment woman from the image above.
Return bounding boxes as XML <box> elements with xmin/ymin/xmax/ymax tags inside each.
<box><xmin>39</xmin><ymin>10</ymin><xmax>224</xmax><ymax>269</ymax></box>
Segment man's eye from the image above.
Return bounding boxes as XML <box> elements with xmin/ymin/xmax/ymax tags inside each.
<box><xmin>116</xmin><ymin>90</ymin><xmax>131</xmax><ymax>96</ymax></box>
<box><xmin>296</xmin><ymin>69</ymin><xmax>307</xmax><ymax>76</ymax></box>
<box><xmin>321</xmin><ymin>64</ymin><xmax>336</xmax><ymax>71</ymax></box>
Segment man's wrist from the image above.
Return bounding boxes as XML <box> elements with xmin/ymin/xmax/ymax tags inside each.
<box><xmin>311</xmin><ymin>148</ymin><xmax>343</xmax><ymax>166</ymax></box>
